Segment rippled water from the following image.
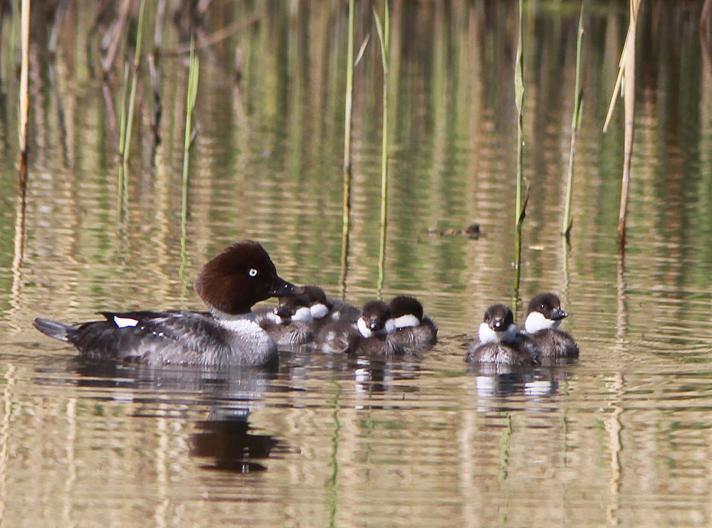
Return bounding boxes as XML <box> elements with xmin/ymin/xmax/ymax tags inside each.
<box><xmin>1</xmin><ymin>2</ymin><xmax>712</xmax><ymax>526</ymax></box>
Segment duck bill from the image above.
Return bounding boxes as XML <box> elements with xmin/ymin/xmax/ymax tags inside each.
<box><xmin>268</xmin><ymin>276</ymin><xmax>300</xmax><ymax>297</ymax></box>
<box><xmin>551</xmin><ymin>308</ymin><xmax>568</xmax><ymax>321</ymax></box>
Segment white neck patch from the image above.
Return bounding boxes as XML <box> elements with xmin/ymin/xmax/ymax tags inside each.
<box><xmin>210</xmin><ymin>308</ymin><xmax>256</xmax><ymax>323</ymax></box>
<box><xmin>292</xmin><ymin>306</ymin><xmax>313</xmax><ymax>322</ymax></box>
<box><xmin>357</xmin><ymin>318</ymin><xmax>372</xmax><ymax>338</ymax></box>
<box><xmin>310</xmin><ymin>303</ymin><xmax>329</xmax><ymax>320</ymax></box>
<box><xmin>525</xmin><ymin>311</ymin><xmax>559</xmax><ymax>333</ymax></box>
<box><xmin>392</xmin><ymin>314</ymin><xmax>420</xmax><ymax>329</ymax></box>
<box><xmin>113</xmin><ymin>316</ymin><xmax>138</xmax><ymax>328</ymax></box>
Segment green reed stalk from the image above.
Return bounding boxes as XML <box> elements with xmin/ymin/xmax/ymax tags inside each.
<box><xmin>119</xmin><ymin>0</ymin><xmax>146</xmax><ymax>163</ymax></box>
<box><xmin>343</xmin><ymin>0</ymin><xmax>355</xmax><ymax>175</ymax></box>
<box><xmin>512</xmin><ymin>0</ymin><xmax>525</xmax><ymax>315</ymax></box>
<box><xmin>179</xmin><ymin>39</ymin><xmax>200</xmax><ymax>289</ymax></box>
<box><xmin>117</xmin><ymin>64</ymin><xmax>130</xmax><ymax>217</ymax></box>
<box><xmin>18</xmin><ymin>0</ymin><xmax>30</xmax><ymax>167</ymax></box>
<box><xmin>374</xmin><ymin>1</ymin><xmax>389</xmax><ymax>296</ymax></box>
<box><xmin>339</xmin><ymin>0</ymin><xmax>355</xmax><ymax>298</ymax></box>
<box><xmin>562</xmin><ymin>3</ymin><xmax>584</xmax><ymax>237</ymax></box>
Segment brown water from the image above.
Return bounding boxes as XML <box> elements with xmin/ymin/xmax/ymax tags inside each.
<box><xmin>2</xmin><ymin>2</ymin><xmax>712</xmax><ymax>526</ymax></box>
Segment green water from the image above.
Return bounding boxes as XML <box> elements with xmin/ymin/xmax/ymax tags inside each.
<box><xmin>1</xmin><ymin>2</ymin><xmax>712</xmax><ymax>526</ymax></box>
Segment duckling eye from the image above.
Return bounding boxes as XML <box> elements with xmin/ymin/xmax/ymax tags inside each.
<box><xmin>248</xmin><ymin>268</ymin><xmax>258</xmax><ymax>277</ymax></box>
<box><xmin>540</xmin><ymin>304</ymin><xmax>545</xmax><ymax>310</ymax></box>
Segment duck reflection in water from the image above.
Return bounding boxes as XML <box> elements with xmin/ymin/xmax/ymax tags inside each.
<box><xmin>467</xmin><ymin>361</ymin><xmax>576</xmax><ymax>412</ymax></box>
<box><xmin>190</xmin><ymin>407</ymin><xmax>281</xmax><ymax>473</ymax></box>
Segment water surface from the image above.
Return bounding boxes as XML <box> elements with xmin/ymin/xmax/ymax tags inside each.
<box><xmin>1</xmin><ymin>2</ymin><xmax>712</xmax><ymax>526</ymax></box>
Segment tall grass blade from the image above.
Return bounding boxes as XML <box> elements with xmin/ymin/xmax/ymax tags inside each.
<box><xmin>119</xmin><ymin>0</ymin><xmax>147</xmax><ymax>163</ymax></box>
<box><xmin>374</xmin><ymin>1</ymin><xmax>390</xmax><ymax>297</ymax></box>
<box><xmin>562</xmin><ymin>2</ymin><xmax>585</xmax><ymax>236</ymax></box>
<box><xmin>179</xmin><ymin>39</ymin><xmax>200</xmax><ymax>291</ymax></box>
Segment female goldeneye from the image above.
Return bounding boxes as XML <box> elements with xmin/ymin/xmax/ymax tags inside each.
<box><xmin>317</xmin><ymin>300</ymin><xmax>401</xmax><ymax>355</ymax></box>
<box><xmin>387</xmin><ymin>296</ymin><xmax>437</xmax><ymax>351</ymax></box>
<box><xmin>33</xmin><ymin>240</ymin><xmax>299</xmax><ymax>367</ymax></box>
<box><xmin>524</xmin><ymin>293</ymin><xmax>579</xmax><ymax>358</ymax></box>
<box><xmin>466</xmin><ymin>304</ymin><xmax>539</xmax><ymax>366</ymax></box>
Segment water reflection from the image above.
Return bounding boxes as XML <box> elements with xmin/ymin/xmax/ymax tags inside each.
<box><xmin>469</xmin><ymin>362</ymin><xmax>576</xmax><ymax>412</ymax></box>
<box><xmin>279</xmin><ymin>346</ymin><xmax>424</xmax><ymax>397</ymax></box>
<box><xmin>1</xmin><ymin>1</ymin><xmax>712</xmax><ymax>526</ymax></box>
<box><xmin>190</xmin><ymin>407</ymin><xmax>278</xmax><ymax>473</ymax></box>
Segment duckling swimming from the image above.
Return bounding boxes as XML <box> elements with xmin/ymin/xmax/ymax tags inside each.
<box><xmin>524</xmin><ymin>293</ymin><xmax>579</xmax><ymax>359</ymax></box>
<box><xmin>466</xmin><ymin>304</ymin><xmax>539</xmax><ymax>366</ymax></box>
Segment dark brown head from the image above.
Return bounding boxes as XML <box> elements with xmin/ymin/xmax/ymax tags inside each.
<box><xmin>525</xmin><ymin>293</ymin><xmax>567</xmax><ymax>333</ymax></box>
<box><xmin>194</xmin><ymin>240</ymin><xmax>298</xmax><ymax>315</ymax></box>
<box><xmin>389</xmin><ymin>296</ymin><xmax>424</xmax><ymax>321</ymax></box>
<box><xmin>527</xmin><ymin>293</ymin><xmax>567</xmax><ymax>320</ymax></box>
<box><xmin>484</xmin><ymin>304</ymin><xmax>514</xmax><ymax>332</ymax></box>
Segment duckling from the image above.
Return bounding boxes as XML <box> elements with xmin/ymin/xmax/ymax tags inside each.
<box><xmin>387</xmin><ymin>295</ymin><xmax>437</xmax><ymax>351</ymax></box>
<box><xmin>259</xmin><ymin>294</ymin><xmax>314</xmax><ymax>346</ymax></box>
<box><xmin>524</xmin><ymin>293</ymin><xmax>579</xmax><ymax>358</ymax></box>
<box><xmin>317</xmin><ymin>300</ymin><xmax>401</xmax><ymax>355</ymax></box>
<box><xmin>466</xmin><ymin>304</ymin><xmax>539</xmax><ymax>366</ymax></box>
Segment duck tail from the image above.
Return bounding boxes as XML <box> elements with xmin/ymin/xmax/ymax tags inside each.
<box><xmin>33</xmin><ymin>318</ymin><xmax>73</xmax><ymax>342</ymax></box>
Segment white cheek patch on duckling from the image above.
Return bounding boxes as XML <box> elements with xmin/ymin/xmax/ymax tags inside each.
<box><xmin>525</xmin><ymin>312</ymin><xmax>559</xmax><ymax>333</ymax></box>
<box><xmin>357</xmin><ymin>318</ymin><xmax>372</xmax><ymax>338</ymax></box>
<box><xmin>273</xmin><ymin>314</ymin><xmax>286</xmax><ymax>325</ymax></box>
<box><xmin>478</xmin><ymin>322</ymin><xmax>497</xmax><ymax>343</ymax></box>
<box><xmin>113</xmin><ymin>316</ymin><xmax>139</xmax><ymax>328</ymax></box>
<box><xmin>310</xmin><ymin>303</ymin><xmax>329</xmax><ymax>319</ymax></box>
<box><xmin>392</xmin><ymin>314</ymin><xmax>420</xmax><ymax>329</ymax></box>
<box><xmin>292</xmin><ymin>307</ymin><xmax>313</xmax><ymax>322</ymax></box>
<box><xmin>384</xmin><ymin>318</ymin><xmax>397</xmax><ymax>334</ymax></box>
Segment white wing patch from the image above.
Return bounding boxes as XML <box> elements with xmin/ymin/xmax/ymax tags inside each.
<box><xmin>113</xmin><ymin>316</ymin><xmax>139</xmax><ymax>328</ymax></box>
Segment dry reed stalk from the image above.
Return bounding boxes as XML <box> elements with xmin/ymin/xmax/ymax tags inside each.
<box><xmin>562</xmin><ymin>3</ymin><xmax>585</xmax><ymax>236</ymax></box>
<box><xmin>18</xmin><ymin>0</ymin><xmax>30</xmax><ymax>167</ymax></box>
<box><xmin>603</xmin><ymin>0</ymin><xmax>641</xmax><ymax>248</ymax></box>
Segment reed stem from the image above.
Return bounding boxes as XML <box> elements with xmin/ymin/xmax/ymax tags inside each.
<box><xmin>343</xmin><ymin>0</ymin><xmax>354</xmax><ymax>175</ymax></box>
<box><xmin>339</xmin><ymin>0</ymin><xmax>355</xmax><ymax>298</ymax></box>
<box><xmin>374</xmin><ymin>1</ymin><xmax>390</xmax><ymax>297</ymax></box>
<box><xmin>512</xmin><ymin>0</ymin><xmax>525</xmax><ymax>316</ymax></box>
<box><xmin>18</xmin><ymin>0</ymin><xmax>30</xmax><ymax>166</ymax></box>
<box><xmin>562</xmin><ymin>3</ymin><xmax>584</xmax><ymax>237</ymax></box>
<box><xmin>617</xmin><ymin>0</ymin><xmax>641</xmax><ymax>248</ymax></box>
<box><xmin>119</xmin><ymin>0</ymin><xmax>147</xmax><ymax>163</ymax></box>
